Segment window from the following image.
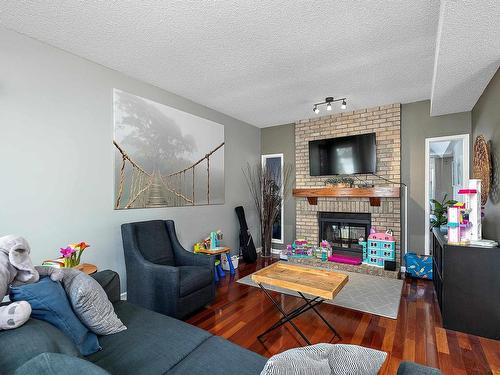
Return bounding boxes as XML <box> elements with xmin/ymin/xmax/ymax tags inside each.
<box><xmin>261</xmin><ymin>154</ymin><xmax>284</xmax><ymax>244</ymax></box>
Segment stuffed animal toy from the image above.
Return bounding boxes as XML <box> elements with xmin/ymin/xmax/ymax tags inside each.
<box><xmin>0</xmin><ymin>235</ymin><xmax>39</xmax><ymax>330</ymax></box>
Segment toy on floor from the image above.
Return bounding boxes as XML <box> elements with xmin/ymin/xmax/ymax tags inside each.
<box><xmin>361</xmin><ymin>229</ymin><xmax>396</xmax><ymax>268</ymax></box>
<box><xmin>322</xmin><ymin>239</ymin><xmax>364</xmax><ymax>265</ymax></box>
<box><xmin>447</xmin><ymin>179</ymin><xmax>482</xmax><ymax>245</ymax></box>
<box><xmin>281</xmin><ymin>239</ymin><xmax>315</xmax><ymax>260</ymax></box>
<box><xmin>327</xmin><ymin>254</ymin><xmax>362</xmax><ymax>265</ymax></box>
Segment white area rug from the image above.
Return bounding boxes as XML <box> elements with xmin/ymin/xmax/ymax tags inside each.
<box><xmin>237</xmin><ymin>265</ymin><xmax>404</xmax><ymax>319</ymax></box>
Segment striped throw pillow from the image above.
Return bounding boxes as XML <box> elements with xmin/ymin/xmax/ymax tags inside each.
<box><xmin>261</xmin><ymin>343</ymin><xmax>387</xmax><ymax>375</ymax></box>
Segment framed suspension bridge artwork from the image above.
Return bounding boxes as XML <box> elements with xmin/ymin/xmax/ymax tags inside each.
<box><xmin>113</xmin><ymin>89</ymin><xmax>225</xmax><ymax>209</ymax></box>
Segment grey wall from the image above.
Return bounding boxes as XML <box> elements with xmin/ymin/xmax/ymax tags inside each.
<box><xmin>261</xmin><ymin>123</ymin><xmax>295</xmax><ymax>245</ymax></box>
<box><xmin>401</xmin><ymin>100</ymin><xmax>471</xmax><ymax>253</ymax></box>
<box><xmin>472</xmin><ymin>68</ymin><xmax>500</xmax><ymax>241</ymax></box>
<box><xmin>0</xmin><ymin>28</ymin><xmax>261</xmax><ymax>290</ymax></box>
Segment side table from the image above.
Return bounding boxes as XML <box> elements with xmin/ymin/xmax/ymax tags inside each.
<box><xmin>73</xmin><ymin>263</ymin><xmax>97</xmax><ymax>275</ymax></box>
<box><xmin>196</xmin><ymin>247</ymin><xmax>235</xmax><ymax>282</ymax></box>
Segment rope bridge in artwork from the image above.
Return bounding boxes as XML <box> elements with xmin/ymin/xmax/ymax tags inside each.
<box><xmin>114</xmin><ymin>140</ymin><xmax>224</xmax><ymax>209</ymax></box>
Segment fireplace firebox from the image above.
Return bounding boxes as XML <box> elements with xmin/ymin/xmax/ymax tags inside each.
<box><xmin>318</xmin><ymin>212</ymin><xmax>371</xmax><ymax>259</ymax></box>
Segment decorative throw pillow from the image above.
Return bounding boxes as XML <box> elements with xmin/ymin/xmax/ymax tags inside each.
<box><xmin>55</xmin><ymin>268</ymin><xmax>126</xmax><ymax>336</ymax></box>
<box><xmin>261</xmin><ymin>343</ymin><xmax>387</xmax><ymax>375</ymax></box>
<box><xmin>9</xmin><ymin>277</ymin><xmax>101</xmax><ymax>356</ymax></box>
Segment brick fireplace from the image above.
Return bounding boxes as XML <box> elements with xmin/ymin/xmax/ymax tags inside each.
<box><xmin>294</xmin><ymin>104</ymin><xmax>401</xmax><ymax>275</ymax></box>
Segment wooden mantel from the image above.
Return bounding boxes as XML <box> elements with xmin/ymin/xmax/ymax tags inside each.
<box><xmin>292</xmin><ymin>186</ymin><xmax>400</xmax><ymax>206</ymax></box>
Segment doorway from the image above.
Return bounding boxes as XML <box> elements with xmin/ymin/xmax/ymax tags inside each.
<box><xmin>424</xmin><ymin>134</ymin><xmax>469</xmax><ymax>254</ymax></box>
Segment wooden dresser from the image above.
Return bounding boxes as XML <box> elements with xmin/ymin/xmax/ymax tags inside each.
<box><xmin>432</xmin><ymin>229</ymin><xmax>500</xmax><ymax>340</ymax></box>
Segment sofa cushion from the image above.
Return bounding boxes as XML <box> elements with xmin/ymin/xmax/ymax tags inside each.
<box><xmin>179</xmin><ymin>266</ymin><xmax>212</xmax><ymax>297</ymax></box>
<box><xmin>62</xmin><ymin>269</ymin><xmax>126</xmax><ymax>335</ymax></box>
<box><xmin>87</xmin><ymin>301</ymin><xmax>212</xmax><ymax>374</ymax></box>
<box><xmin>133</xmin><ymin>220</ymin><xmax>175</xmax><ymax>265</ymax></box>
<box><xmin>260</xmin><ymin>343</ymin><xmax>387</xmax><ymax>375</ymax></box>
<box><xmin>10</xmin><ymin>276</ymin><xmax>101</xmax><ymax>356</ymax></box>
<box><xmin>0</xmin><ymin>318</ymin><xmax>80</xmax><ymax>375</ymax></box>
<box><xmin>167</xmin><ymin>336</ymin><xmax>267</xmax><ymax>375</ymax></box>
<box><xmin>15</xmin><ymin>353</ymin><xmax>110</xmax><ymax>375</ymax></box>
<box><xmin>397</xmin><ymin>361</ymin><xmax>443</xmax><ymax>375</ymax></box>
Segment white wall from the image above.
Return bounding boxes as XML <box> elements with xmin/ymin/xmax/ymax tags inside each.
<box><xmin>0</xmin><ymin>28</ymin><xmax>261</xmax><ymax>290</ymax></box>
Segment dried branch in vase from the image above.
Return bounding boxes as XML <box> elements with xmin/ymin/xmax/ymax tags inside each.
<box><xmin>243</xmin><ymin>162</ymin><xmax>294</xmax><ymax>257</ymax></box>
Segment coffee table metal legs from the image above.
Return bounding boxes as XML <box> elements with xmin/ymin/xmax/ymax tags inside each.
<box><xmin>257</xmin><ymin>283</ymin><xmax>341</xmax><ymax>346</ymax></box>
<box><xmin>297</xmin><ymin>292</ymin><xmax>342</xmax><ymax>342</ymax></box>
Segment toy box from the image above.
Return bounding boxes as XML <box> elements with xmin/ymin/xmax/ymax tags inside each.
<box><xmin>404</xmin><ymin>253</ymin><xmax>432</xmax><ymax>280</ymax></box>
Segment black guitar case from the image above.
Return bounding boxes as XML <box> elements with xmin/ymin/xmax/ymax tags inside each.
<box><xmin>235</xmin><ymin>206</ymin><xmax>257</xmax><ymax>263</ymax></box>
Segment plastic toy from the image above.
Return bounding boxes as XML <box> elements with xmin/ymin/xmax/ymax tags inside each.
<box><xmin>447</xmin><ymin>179</ymin><xmax>482</xmax><ymax>244</ymax></box>
<box><xmin>362</xmin><ymin>229</ymin><xmax>396</xmax><ymax>267</ymax></box>
<box><xmin>281</xmin><ymin>239</ymin><xmax>315</xmax><ymax>259</ymax></box>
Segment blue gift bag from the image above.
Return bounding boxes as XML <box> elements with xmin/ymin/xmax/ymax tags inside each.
<box><xmin>404</xmin><ymin>253</ymin><xmax>433</xmax><ymax>280</ymax></box>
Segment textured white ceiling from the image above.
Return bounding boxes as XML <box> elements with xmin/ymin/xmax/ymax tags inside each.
<box><xmin>430</xmin><ymin>0</ymin><xmax>500</xmax><ymax>116</ymax></box>
<box><xmin>0</xmin><ymin>1</ymin><xmax>497</xmax><ymax>126</ymax></box>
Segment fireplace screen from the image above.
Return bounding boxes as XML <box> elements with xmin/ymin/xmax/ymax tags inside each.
<box><xmin>318</xmin><ymin>212</ymin><xmax>371</xmax><ymax>258</ymax></box>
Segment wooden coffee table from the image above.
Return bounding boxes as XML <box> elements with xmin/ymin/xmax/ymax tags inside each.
<box><xmin>251</xmin><ymin>262</ymin><xmax>348</xmax><ymax>345</ymax></box>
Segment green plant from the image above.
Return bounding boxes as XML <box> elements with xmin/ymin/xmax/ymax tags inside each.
<box><xmin>430</xmin><ymin>194</ymin><xmax>457</xmax><ymax>229</ymax></box>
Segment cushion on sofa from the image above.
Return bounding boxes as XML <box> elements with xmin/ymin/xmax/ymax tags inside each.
<box><xmin>179</xmin><ymin>266</ymin><xmax>212</xmax><ymax>297</ymax></box>
<box><xmin>0</xmin><ymin>318</ymin><xmax>80</xmax><ymax>375</ymax></box>
<box><xmin>167</xmin><ymin>335</ymin><xmax>267</xmax><ymax>375</ymax></box>
<box><xmin>61</xmin><ymin>269</ymin><xmax>126</xmax><ymax>335</ymax></box>
<box><xmin>15</xmin><ymin>353</ymin><xmax>110</xmax><ymax>375</ymax></box>
<box><xmin>87</xmin><ymin>301</ymin><xmax>212</xmax><ymax>374</ymax></box>
<box><xmin>397</xmin><ymin>361</ymin><xmax>443</xmax><ymax>375</ymax></box>
<box><xmin>260</xmin><ymin>343</ymin><xmax>387</xmax><ymax>375</ymax></box>
<box><xmin>9</xmin><ymin>276</ymin><xmax>101</xmax><ymax>356</ymax></box>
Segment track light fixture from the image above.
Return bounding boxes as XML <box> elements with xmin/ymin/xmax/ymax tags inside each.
<box><xmin>312</xmin><ymin>97</ymin><xmax>347</xmax><ymax>114</ymax></box>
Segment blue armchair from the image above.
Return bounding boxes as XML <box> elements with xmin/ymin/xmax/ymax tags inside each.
<box><xmin>121</xmin><ymin>220</ymin><xmax>215</xmax><ymax>319</ymax></box>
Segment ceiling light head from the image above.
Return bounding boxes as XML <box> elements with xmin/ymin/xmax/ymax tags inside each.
<box><xmin>313</xmin><ymin>105</ymin><xmax>319</xmax><ymax>114</ymax></box>
<box><xmin>341</xmin><ymin>100</ymin><xmax>347</xmax><ymax>110</ymax></box>
<box><xmin>326</xmin><ymin>102</ymin><xmax>332</xmax><ymax>111</ymax></box>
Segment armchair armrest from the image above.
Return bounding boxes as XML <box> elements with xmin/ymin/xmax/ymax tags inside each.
<box><xmin>91</xmin><ymin>270</ymin><xmax>121</xmax><ymax>304</ymax></box>
<box><xmin>166</xmin><ymin>221</ymin><xmax>215</xmax><ymax>268</ymax></box>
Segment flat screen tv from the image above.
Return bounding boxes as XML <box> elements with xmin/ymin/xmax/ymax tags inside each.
<box><xmin>309</xmin><ymin>133</ymin><xmax>376</xmax><ymax>176</ymax></box>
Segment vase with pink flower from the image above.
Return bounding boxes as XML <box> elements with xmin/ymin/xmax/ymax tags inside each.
<box><xmin>60</xmin><ymin>242</ymin><xmax>91</xmax><ymax>268</ymax></box>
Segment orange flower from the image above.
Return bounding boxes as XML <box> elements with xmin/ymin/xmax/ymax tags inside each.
<box><xmin>76</xmin><ymin>242</ymin><xmax>90</xmax><ymax>251</ymax></box>
<box><xmin>69</xmin><ymin>242</ymin><xmax>90</xmax><ymax>251</ymax></box>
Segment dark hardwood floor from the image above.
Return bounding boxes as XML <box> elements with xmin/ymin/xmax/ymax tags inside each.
<box><xmin>186</xmin><ymin>256</ymin><xmax>500</xmax><ymax>375</ymax></box>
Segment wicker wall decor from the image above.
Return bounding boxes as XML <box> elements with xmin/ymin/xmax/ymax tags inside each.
<box><xmin>472</xmin><ymin>135</ymin><xmax>491</xmax><ymax>206</ymax></box>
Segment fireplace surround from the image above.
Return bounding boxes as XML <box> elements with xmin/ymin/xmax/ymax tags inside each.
<box><xmin>318</xmin><ymin>212</ymin><xmax>371</xmax><ymax>259</ymax></box>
